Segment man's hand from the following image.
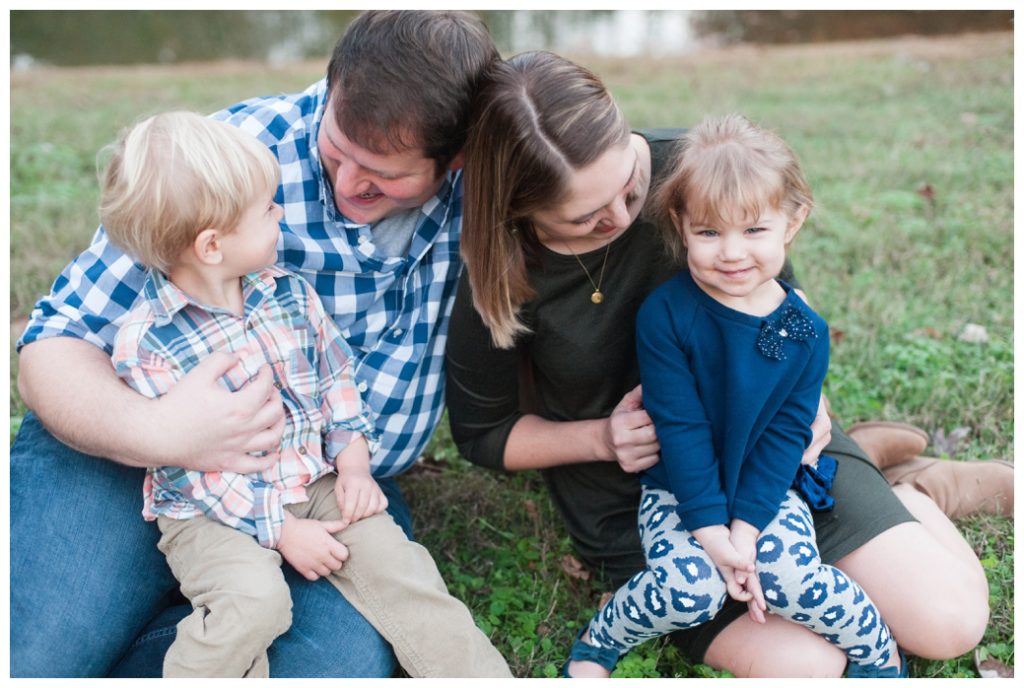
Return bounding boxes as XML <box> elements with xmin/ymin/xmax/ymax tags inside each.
<box><xmin>603</xmin><ymin>385</ymin><xmax>660</xmax><ymax>473</ymax></box>
<box><xmin>692</xmin><ymin>524</ymin><xmax>754</xmax><ymax>603</ymax></box>
<box><xmin>801</xmin><ymin>394</ymin><xmax>832</xmax><ymax>466</ymax></box>
<box><xmin>17</xmin><ymin>338</ymin><xmax>284</xmax><ymax>470</ymax></box>
<box><xmin>729</xmin><ymin>519</ymin><xmax>767</xmax><ymax>623</ymax></box>
<box><xmin>156</xmin><ymin>353</ymin><xmax>285</xmax><ymax>472</ymax></box>
<box><xmin>277</xmin><ymin>512</ymin><xmax>349</xmax><ymax>581</ymax></box>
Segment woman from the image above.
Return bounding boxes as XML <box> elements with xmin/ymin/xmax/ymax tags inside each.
<box><xmin>445</xmin><ymin>51</ymin><xmax>992</xmax><ymax>676</ymax></box>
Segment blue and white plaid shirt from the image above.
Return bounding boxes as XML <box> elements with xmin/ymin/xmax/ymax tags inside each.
<box><xmin>19</xmin><ymin>78</ymin><xmax>463</xmax><ymax>478</ymax></box>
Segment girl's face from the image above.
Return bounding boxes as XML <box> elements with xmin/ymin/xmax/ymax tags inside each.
<box><xmin>529</xmin><ymin>137</ymin><xmax>647</xmax><ymax>253</ymax></box>
<box><xmin>680</xmin><ymin>203</ymin><xmax>806</xmax><ymax>311</ymax></box>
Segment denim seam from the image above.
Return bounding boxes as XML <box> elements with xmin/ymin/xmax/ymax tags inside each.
<box><xmin>129</xmin><ymin>625</ymin><xmax>178</xmax><ymax>648</ymax></box>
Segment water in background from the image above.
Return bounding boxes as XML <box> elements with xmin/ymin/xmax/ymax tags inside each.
<box><xmin>10</xmin><ymin>10</ymin><xmax>1012</xmax><ymax>69</ymax></box>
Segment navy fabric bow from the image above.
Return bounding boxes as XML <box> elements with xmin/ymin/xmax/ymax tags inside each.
<box><xmin>756</xmin><ymin>305</ymin><xmax>817</xmax><ymax>360</ymax></box>
<box><xmin>792</xmin><ymin>454</ymin><xmax>837</xmax><ymax>512</ymax></box>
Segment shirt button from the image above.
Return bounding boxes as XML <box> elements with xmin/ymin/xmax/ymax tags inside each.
<box><xmin>357</xmin><ymin>381</ymin><xmax>368</xmax><ymax>393</ymax></box>
<box><xmin>274</xmin><ymin>381</ymin><xmax>282</xmax><ymax>390</ymax></box>
<box><xmin>357</xmin><ymin>235</ymin><xmax>369</xmax><ymax>245</ymax></box>
<box><xmin>298</xmin><ymin>446</ymin><xmax>307</xmax><ymax>455</ymax></box>
<box><xmin>393</xmin><ymin>328</ymin><xmax>403</xmax><ymax>337</ymax></box>
<box><xmin>247</xmin><ymin>321</ymin><xmax>255</xmax><ymax>330</ymax></box>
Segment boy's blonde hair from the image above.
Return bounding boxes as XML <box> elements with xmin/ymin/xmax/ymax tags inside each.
<box><xmin>99</xmin><ymin>111</ymin><xmax>280</xmax><ymax>272</ymax></box>
<box><xmin>651</xmin><ymin>114</ymin><xmax>813</xmax><ymax>265</ymax></box>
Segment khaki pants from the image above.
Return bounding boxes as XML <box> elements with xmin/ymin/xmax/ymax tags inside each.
<box><xmin>157</xmin><ymin>473</ymin><xmax>511</xmax><ymax>678</ymax></box>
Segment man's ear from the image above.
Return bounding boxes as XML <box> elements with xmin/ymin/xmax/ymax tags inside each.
<box><xmin>785</xmin><ymin>204</ymin><xmax>810</xmax><ymax>244</ymax></box>
<box><xmin>192</xmin><ymin>228</ymin><xmax>224</xmax><ymax>266</ymax></box>
<box><xmin>446</xmin><ymin>150</ymin><xmax>465</xmax><ymax>172</ymax></box>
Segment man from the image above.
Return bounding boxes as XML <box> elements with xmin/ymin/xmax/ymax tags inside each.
<box><xmin>11</xmin><ymin>10</ymin><xmax>499</xmax><ymax>677</ymax></box>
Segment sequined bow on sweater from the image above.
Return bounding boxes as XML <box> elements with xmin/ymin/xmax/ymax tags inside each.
<box><xmin>755</xmin><ymin>305</ymin><xmax>817</xmax><ymax>361</ymax></box>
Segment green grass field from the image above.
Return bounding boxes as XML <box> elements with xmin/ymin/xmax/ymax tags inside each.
<box><xmin>9</xmin><ymin>31</ymin><xmax>1013</xmax><ymax>677</ymax></box>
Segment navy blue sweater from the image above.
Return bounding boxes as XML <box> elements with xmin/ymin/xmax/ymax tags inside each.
<box><xmin>638</xmin><ymin>270</ymin><xmax>830</xmax><ymax>532</ymax></box>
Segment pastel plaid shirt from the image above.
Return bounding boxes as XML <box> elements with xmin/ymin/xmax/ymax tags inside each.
<box><xmin>112</xmin><ymin>267</ymin><xmax>377</xmax><ymax>548</ymax></box>
<box><xmin>19</xmin><ymin>78</ymin><xmax>462</xmax><ymax>478</ymax></box>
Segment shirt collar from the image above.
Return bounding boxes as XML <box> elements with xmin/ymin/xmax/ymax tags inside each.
<box><xmin>143</xmin><ymin>267</ymin><xmax>282</xmax><ymax>326</ymax></box>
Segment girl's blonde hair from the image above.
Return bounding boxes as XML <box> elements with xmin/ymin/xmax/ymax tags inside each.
<box><xmin>99</xmin><ymin>111</ymin><xmax>280</xmax><ymax>272</ymax></box>
<box><xmin>461</xmin><ymin>51</ymin><xmax>630</xmax><ymax>349</ymax></box>
<box><xmin>651</xmin><ymin>114</ymin><xmax>813</xmax><ymax>265</ymax></box>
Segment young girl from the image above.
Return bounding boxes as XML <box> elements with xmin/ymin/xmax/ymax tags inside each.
<box><xmin>564</xmin><ymin>114</ymin><xmax>905</xmax><ymax>679</ymax></box>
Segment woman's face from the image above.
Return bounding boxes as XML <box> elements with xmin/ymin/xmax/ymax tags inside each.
<box><xmin>530</xmin><ymin>137</ymin><xmax>648</xmax><ymax>253</ymax></box>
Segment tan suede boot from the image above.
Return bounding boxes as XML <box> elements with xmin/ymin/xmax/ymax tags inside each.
<box><xmin>847</xmin><ymin>421</ymin><xmax>930</xmax><ymax>470</ymax></box>
<box><xmin>883</xmin><ymin>456</ymin><xmax>1014</xmax><ymax>519</ymax></box>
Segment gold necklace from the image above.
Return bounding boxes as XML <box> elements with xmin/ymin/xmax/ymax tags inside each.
<box><xmin>564</xmin><ymin>241</ymin><xmax>612</xmax><ymax>304</ymax></box>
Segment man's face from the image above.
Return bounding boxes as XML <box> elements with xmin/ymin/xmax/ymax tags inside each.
<box><xmin>317</xmin><ymin>100</ymin><xmax>453</xmax><ymax>225</ymax></box>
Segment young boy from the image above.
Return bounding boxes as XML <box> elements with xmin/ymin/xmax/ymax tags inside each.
<box><xmin>102</xmin><ymin>111</ymin><xmax>510</xmax><ymax>678</ymax></box>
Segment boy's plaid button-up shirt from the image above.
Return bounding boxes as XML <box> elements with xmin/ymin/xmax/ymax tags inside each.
<box><xmin>19</xmin><ymin>78</ymin><xmax>463</xmax><ymax>478</ymax></box>
<box><xmin>112</xmin><ymin>267</ymin><xmax>377</xmax><ymax>549</ymax></box>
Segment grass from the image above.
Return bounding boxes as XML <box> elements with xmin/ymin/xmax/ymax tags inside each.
<box><xmin>9</xmin><ymin>31</ymin><xmax>1013</xmax><ymax>677</ymax></box>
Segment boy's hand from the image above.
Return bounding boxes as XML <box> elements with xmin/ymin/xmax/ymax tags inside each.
<box><xmin>730</xmin><ymin>519</ymin><xmax>767</xmax><ymax>623</ymax></box>
<box><xmin>334</xmin><ymin>470</ymin><xmax>388</xmax><ymax>529</ymax></box>
<box><xmin>277</xmin><ymin>512</ymin><xmax>349</xmax><ymax>581</ymax></box>
<box><xmin>334</xmin><ymin>436</ymin><xmax>387</xmax><ymax>529</ymax></box>
<box><xmin>692</xmin><ymin>524</ymin><xmax>754</xmax><ymax>603</ymax></box>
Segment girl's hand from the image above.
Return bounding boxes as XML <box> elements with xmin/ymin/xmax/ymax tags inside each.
<box><xmin>801</xmin><ymin>394</ymin><xmax>832</xmax><ymax>466</ymax></box>
<box><xmin>729</xmin><ymin>520</ymin><xmax>767</xmax><ymax>623</ymax></box>
<box><xmin>604</xmin><ymin>385</ymin><xmax>660</xmax><ymax>473</ymax></box>
<box><xmin>693</xmin><ymin>524</ymin><xmax>754</xmax><ymax>602</ymax></box>
<box><xmin>334</xmin><ymin>470</ymin><xmax>389</xmax><ymax>529</ymax></box>
<box><xmin>277</xmin><ymin>512</ymin><xmax>349</xmax><ymax>581</ymax></box>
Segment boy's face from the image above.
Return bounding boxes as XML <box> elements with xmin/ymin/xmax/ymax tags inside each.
<box><xmin>317</xmin><ymin>99</ymin><xmax>457</xmax><ymax>226</ymax></box>
<box><xmin>219</xmin><ymin>188</ymin><xmax>284</xmax><ymax>276</ymax></box>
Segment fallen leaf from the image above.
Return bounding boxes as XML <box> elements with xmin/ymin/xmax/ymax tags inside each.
<box><xmin>829</xmin><ymin>327</ymin><xmax>846</xmax><ymax>344</ymax></box>
<box><xmin>561</xmin><ymin>554</ymin><xmax>591</xmax><ymax>581</ymax></box>
<box><xmin>913</xmin><ymin>327</ymin><xmax>944</xmax><ymax>340</ymax></box>
<box><xmin>598</xmin><ymin>591</ymin><xmax>615</xmax><ymax>609</ymax></box>
<box><xmin>524</xmin><ymin>499</ymin><xmax>539</xmax><ymax>522</ymax></box>
<box><xmin>916</xmin><ymin>182</ymin><xmax>936</xmax><ymax>204</ymax></box>
<box><xmin>975</xmin><ymin>648</ymin><xmax>1013</xmax><ymax>678</ymax></box>
<box><xmin>958</xmin><ymin>323</ymin><xmax>989</xmax><ymax>344</ymax></box>
<box><xmin>537</xmin><ymin>623</ymin><xmax>552</xmax><ymax>637</ymax></box>
<box><xmin>931</xmin><ymin>426</ymin><xmax>971</xmax><ymax>457</ymax></box>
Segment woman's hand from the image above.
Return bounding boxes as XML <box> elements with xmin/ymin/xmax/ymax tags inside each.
<box><xmin>603</xmin><ymin>385</ymin><xmax>660</xmax><ymax>473</ymax></box>
<box><xmin>801</xmin><ymin>394</ymin><xmax>832</xmax><ymax>466</ymax></box>
<box><xmin>277</xmin><ymin>512</ymin><xmax>349</xmax><ymax>581</ymax></box>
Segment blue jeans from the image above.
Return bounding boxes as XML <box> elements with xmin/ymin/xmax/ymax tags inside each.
<box><xmin>10</xmin><ymin>412</ymin><xmax>412</xmax><ymax>678</ymax></box>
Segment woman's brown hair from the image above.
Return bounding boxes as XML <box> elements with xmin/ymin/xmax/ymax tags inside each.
<box><xmin>461</xmin><ymin>51</ymin><xmax>630</xmax><ymax>348</ymax></box>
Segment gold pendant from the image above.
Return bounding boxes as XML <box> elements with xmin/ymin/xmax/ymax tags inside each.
<box><xmin>591</xmin><ymin>290</ymin><xmax>603</xmax><ymax>304</ymax></box>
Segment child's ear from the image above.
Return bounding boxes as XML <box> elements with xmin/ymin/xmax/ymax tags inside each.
<box><xmin>785</xmin><ymin>204</ymin><xmax>809</xmax><ymax>243</ymax></box>
<box><xmin>192</xmin><ymin>228</ymin><xmax>224</xmax><ymax>266</ymax></box>
<box><xmin>668</xmin><ymin>207</ymin><xmax>688</xmax><ymax>246</ymax></box>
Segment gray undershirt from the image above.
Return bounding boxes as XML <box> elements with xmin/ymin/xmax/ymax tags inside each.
<box><xmin>370</xmin><ymin>207</ymin><xmax>419</xmax><ymax>258</ymax></box>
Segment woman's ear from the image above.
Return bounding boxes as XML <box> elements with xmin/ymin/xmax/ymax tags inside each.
<box><xmin>192</xmin><ymin>228</ymin><xmax>224</xmax><ymax>266</ymax></box>
<box><xmin>785</xmin><ymin>204</ymin><xmax>810</xmax><ymax>244</ymax></box>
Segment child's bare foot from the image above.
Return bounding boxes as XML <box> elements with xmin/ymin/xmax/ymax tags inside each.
<box><xmin>563</xmin><ymin>629</ymin><xmax>617</xmax><ymax>678</ymax></box>
<box><xmin>566</xmin><ymin>658</ymin><xmax>611</xmax><ymax>678</ymax></box>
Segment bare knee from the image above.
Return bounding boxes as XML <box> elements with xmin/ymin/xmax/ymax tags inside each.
<box><xmin>705</xmin><ymin>615</ymin><xmax>846</xmax><ymax>678</ymax></box>
<box><xmin>900</xmin><ymin>594</ymin><xmax>989</xmax><ymax>659</ymax></box>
